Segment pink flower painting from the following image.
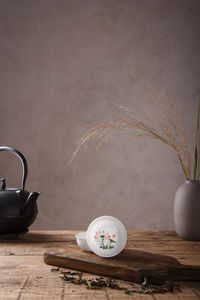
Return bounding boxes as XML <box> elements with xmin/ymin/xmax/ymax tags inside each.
<box><xmin>94</xmin><ymin>230</ymin><xmax>116</xmax><ymax>250</ymax></box>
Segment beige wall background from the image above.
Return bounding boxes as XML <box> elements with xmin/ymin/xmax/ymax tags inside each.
<box><xmin>0</xmin><ymin>0</ymin><xmax>200</xmax><ymax>230</ymax></box>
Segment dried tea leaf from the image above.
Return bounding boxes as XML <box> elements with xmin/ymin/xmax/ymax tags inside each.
<box><xmin>51</xmin><ymin>267</ymin><xmax>60</xmax><ymax>272</ymax></box>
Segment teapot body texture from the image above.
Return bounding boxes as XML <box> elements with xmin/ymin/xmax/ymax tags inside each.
<box><xmin>0</xmin><ymin>146</ymin><xmax>40</xmax><ymax>234</ymax></box>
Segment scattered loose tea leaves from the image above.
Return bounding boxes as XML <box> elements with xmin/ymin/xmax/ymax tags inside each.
<box><xmin>108</xmin><ymin>277</ymin><xmax>124</xmax><ymax>290</ymax></box>
<box><xmin>62</xmin><ymin>271</ymin><xmax>81</xmax><ymax>276</ymax></box>
<box><xmin>56</xmin><ymin>269</ymin><xmax>179</xmax><ymax>295</ymax></box>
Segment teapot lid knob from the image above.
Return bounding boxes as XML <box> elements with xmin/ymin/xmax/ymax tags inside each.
<box><xmin>1</xmin><ymin>178</ymin><xmax>6</xmax><ymax>191</ymax></box>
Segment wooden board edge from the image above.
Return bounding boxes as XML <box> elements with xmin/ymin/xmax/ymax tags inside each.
<box><xmin>43</xmin><ymin>252</ymin><xmax>143</xmax><ymax>283</ymax></box>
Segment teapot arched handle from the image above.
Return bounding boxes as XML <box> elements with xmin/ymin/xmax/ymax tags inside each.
<box><xmin>0</xmin><ymin>146</ymin><xmax>28</xmax><ymax>191</ymax></box>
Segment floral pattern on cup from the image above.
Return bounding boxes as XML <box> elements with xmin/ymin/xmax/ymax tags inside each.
<box><xmin>94</xmin><ymin>230</ymin><xmax>116</xmax><ymax>250</ymax></box>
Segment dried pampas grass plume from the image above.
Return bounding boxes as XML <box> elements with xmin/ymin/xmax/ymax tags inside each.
<box><xmin>69</xmin><ymin>77</ymin><xmax>200</xmax><ymax>181</ymax></box>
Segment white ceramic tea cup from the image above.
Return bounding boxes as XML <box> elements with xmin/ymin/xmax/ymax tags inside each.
<box><xmin>75</xmin><ymin>232</ymin><xmax>92</xmax><ymax>252</ymax></box>
<box><xmin>75</xmin><ymin>216</ymin><xmax>127</xmax><ymax>257</ymax></box>
<box><xmin>86</xmin><ymin>216</ymin><xmax>127</xmax><ymax>258</ymax></box>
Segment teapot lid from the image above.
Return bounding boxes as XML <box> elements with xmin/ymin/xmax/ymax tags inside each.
<box><xmin>0</xmin><ymin>179</ymin><xmax>23</xmax><ymax>192</ymax></box>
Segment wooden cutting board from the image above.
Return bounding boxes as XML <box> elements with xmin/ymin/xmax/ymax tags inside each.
<box><xmin>44</xmin><ymin>247</ymin><xmax>200</xmax><ymax>284</ymax></box>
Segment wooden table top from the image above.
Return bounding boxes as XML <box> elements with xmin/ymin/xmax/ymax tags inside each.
<box><xmin>0</xmin><ymin>230</ymin><xmax>200</xmax><ymax>299</ymax></box>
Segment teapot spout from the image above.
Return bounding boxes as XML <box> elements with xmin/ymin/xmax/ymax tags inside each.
<box><xmin>21</xmin><ymin>192</ymin><xmax>40</xmax><ymax>216</ymax></box>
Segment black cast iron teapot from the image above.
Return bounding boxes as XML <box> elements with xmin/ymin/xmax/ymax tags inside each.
<box><xmin>0</xmin><ymin>146</ymin><xmax>40</xmax><ymax>234</ymax></box>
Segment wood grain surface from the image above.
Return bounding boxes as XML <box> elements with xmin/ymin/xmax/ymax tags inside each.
<box><xmin>0</xmin><ymin>230</ymin><xmax>200</xmax><ymax>299</ymax></box>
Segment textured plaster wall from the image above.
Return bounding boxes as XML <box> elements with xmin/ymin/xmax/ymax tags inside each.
<box><xmin>0</xmin><ymin>0</ymin><xmax>200</xmax><ymax>230</ymax></box>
